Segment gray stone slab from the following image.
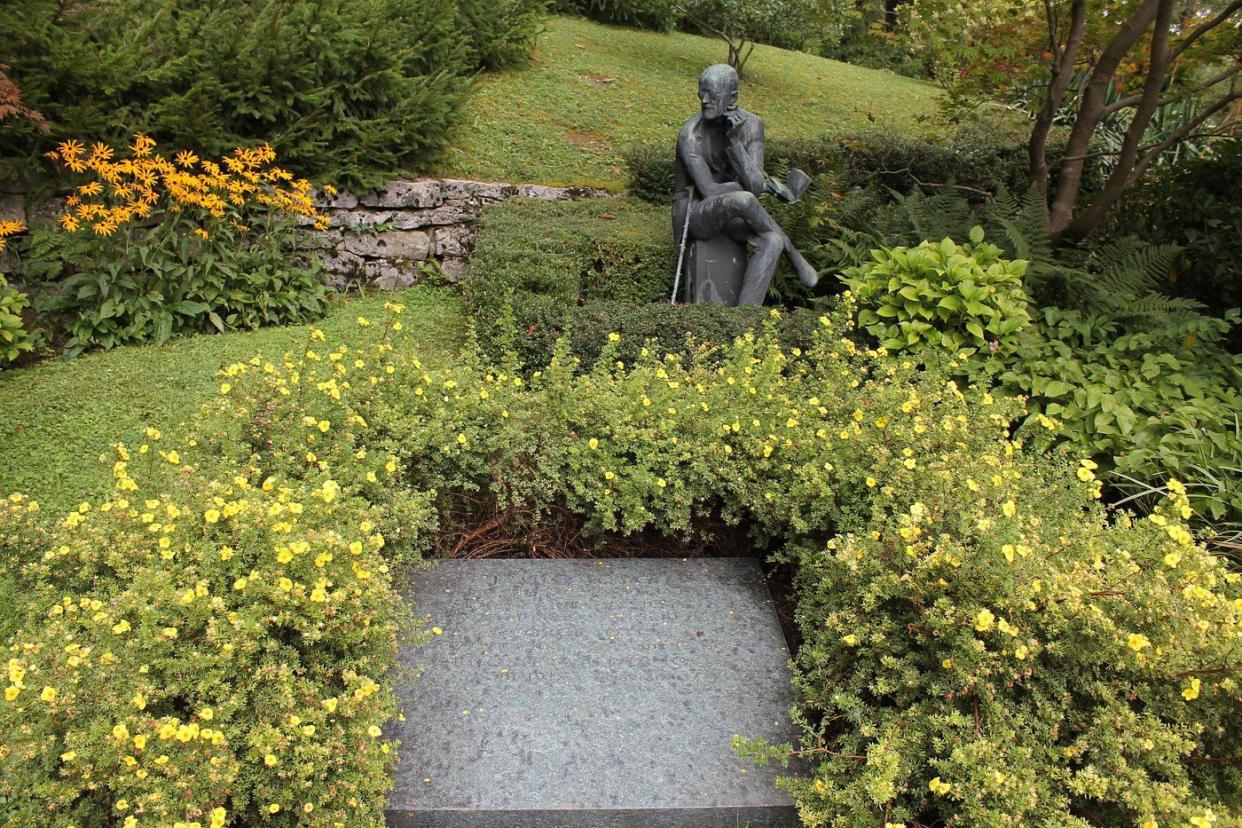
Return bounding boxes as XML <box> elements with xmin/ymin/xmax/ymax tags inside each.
<box><xmin>387</xmin><ymin>558</ymin><xmax>800</xmax><ymax>828</ymax></box>
<box><xmin>687</xmin><ymin>237</ymin><xmax>747</xmax><ymax>305</ymax></box>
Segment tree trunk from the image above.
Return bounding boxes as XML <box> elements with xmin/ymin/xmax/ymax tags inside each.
<box><xmin>1029</xmin><ymin>0</ymin><xmax>1087</xmax><ymax>217</ymax></box>
<box><xmin>1062</xmin><ymin>0</ymin><xmax>1175</xmax><ymax>240</ymax></box>
<box><xmin>1046</xmin><ymin>0</ymin><xmax>1164</xmax><ymax>241</ymax></box>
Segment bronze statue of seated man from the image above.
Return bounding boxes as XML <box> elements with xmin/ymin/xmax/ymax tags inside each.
<box><xmin>673</xmin><ymin>63</ymin><xmax>818</xmax><ymax>306</ymax></box>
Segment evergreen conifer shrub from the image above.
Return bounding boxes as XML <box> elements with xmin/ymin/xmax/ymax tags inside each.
<box><xmin>0</xmin><ymin>0</ymin><xmax>471</xmax><ymax>189</ymax></box>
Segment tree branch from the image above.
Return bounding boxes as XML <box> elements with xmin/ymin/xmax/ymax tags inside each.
<box><xmin>1169</xmin><ymin>0</ymin><xmax>1242</xmax><ymax>62</ymax></box>
<box><xmin>1064</xmin><ymin>0</ymin><xmax>1178</xmax><ymax>239</ymax></box>
<box><xmin>1048</xmin><ymin>0</ymin><xmax>1164</xmax><ymax>237</ymax></box>
<box><xmin>1031</xmin><ymin>0</ymin><xmax>1088</xmax><ymax>206</ymax></box>
<box><xmin>1054</xmin><ymin>128</ymin><xmax>1237</xmax><ymax>162</ymax></box>
<box><xmin>1134</xmin><ymin>87</ymin><xmax>1242</xmax><ymax>176</ymax></box>
<box><xmin>1101</xmin><ymin>63</ymin><xmax>1242</xmax><ymax>115</ymax></box>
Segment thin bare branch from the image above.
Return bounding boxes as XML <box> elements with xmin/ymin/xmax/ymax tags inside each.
<box><xmin>1169</xmin><ymin>0</ymin><xmax>1242</xmax><ymax>61</ymax></box>
<box><xmin>1101</xmin><ymin>63</ymin><xmax>1242</xmax><ymax>115</ymax></box>
<box><xmin>1135</xmin><ymin>87</ymin><xmax>1242</xmax><ymax>175</ymax></box>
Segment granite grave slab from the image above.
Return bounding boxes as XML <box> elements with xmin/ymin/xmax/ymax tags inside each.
<box><xmin>387</xmin><ymin>558</ymin><xmax>801</xmax><ymax>828</ymax></box>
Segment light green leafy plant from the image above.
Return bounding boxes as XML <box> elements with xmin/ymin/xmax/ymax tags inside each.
<box><xmin>0</xmin><ymin>275</ymin><xmax>34</xmax><ymax>365</ymax></box>
<box><xmin>844</xmin><ymin>228</ymin><xmax>1032</xmax><ymax>355</ymax></box>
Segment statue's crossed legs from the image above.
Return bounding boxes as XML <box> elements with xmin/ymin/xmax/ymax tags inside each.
<box><xmin>687</xmin><ymin>190</ymin><xmax>819</xmax><ymax>305</ymax></box>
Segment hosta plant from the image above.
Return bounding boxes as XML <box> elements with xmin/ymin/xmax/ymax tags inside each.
<box><xmin>843</xmin><ymin>227</ymin><xmax>1032</xmax><ymax>356</ymax></box>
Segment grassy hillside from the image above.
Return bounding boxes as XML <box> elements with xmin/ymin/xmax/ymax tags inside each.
<box><xmin>441</xmin><ymin>15</ymin><xmax>943</xmax><ymax>190</ymax></box>
<box><xmin>0</xmin><ymin>287</ymin><xmax>463</xmax><ymax>515</ymax></box>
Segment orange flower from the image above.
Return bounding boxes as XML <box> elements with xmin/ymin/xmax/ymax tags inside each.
<box><xmin>131</xmin><ymin>133</ymin><xmax>157</xmax><ymax>157</ymax></box>
<box><xmin>89</xmin><ymin>142</ymin><xmax>114</xmax><ymax>162</ymax></box>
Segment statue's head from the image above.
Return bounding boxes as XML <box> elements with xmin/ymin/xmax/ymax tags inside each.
<box><xmin>698</xmin><ymin>64</ymin><xmax>739</xmax><ymax>121</ymax></box>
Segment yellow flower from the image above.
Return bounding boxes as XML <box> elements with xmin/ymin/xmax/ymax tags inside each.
<box><xmin>1182</xmin><ymin>678</ymin><xmax>1201</xmax><ymax>700</ymax></box>
<box><xmin>318</xmin><ymin>419</ymin><xmax>331</xmax><ymax>432</ymax></box>
<box><xmin>134</xmin><ymin>734</ymin><xmax>147</xmax><ymax>749</ymax></box>
<box><xmin>265</xmin><ymin>753</ymin><xmax>278</xmax><ymax>766</ymax></box>
<box><xmin>1127</xmin><ymin>633</ymin><xmax>1151</xmax><ymax>652</ymax></box>
<box><xmin>5</xmin><ymin>686</ymin><xmax>20</xmax><ymax>701</ymax></box>
<box><xmin>367</xmin><ymin>725</ymin><xmax>382</xmax><ymax>737</ymax></box>
<box><xmin>456</xmin><ymin>433</ymin><xmax>468</xmax><ymax>446</ymax></box>
<box><xmin>1001</xmin><ymin>500</ymin><xmax>1016</xmax><ymax>517</ymax></box>
<box><xmin>40</xmin><ymin>686</ymin><xmax>57</xmax><ymax>702</ymax></box>
<box><xmin>928</xmin><ymin>776</ymin><xmax>952</xmax><ymax>795</ymax></box>
<box><xmin>974</xmin><ymin>609</ymin><xmax>995</xmax><ymax>632</ymax></box>
<box><xmin>268</xmin><ymin>804</ymin><xmax>281</xmax><ymax>814</ymax></box>
<box><xmin>588</xmin><ymin>438</ymin><xmax>599</xmax><ymax>450</ymax></box>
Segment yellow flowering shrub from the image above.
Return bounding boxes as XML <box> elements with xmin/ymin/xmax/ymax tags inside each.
<box><xmin>3</xmin><ymin>297</ymin><xmax>1237</xmax><ymax>825</ymax></box>
<box><xmin>195</xmin><ymin>300</ymin><xmax>1235</xmax><ymax>827</ymax></box>
<box><xmin>745</xmin><ymin>453</ymin><xmax>1240</xmax><ymax>827</ymax></box>
<box><xmin>0</xmin><ymin>443</ymin><xmax>431</xmax><ymax>824</ymax></box>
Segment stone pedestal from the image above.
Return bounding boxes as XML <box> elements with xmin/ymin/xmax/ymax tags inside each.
<box><xmin>387</xmin><ymin>558</ymin><xmax>800</xmax><ymax>828</ymax></box>
<box><xmin>685</xmin><ymin>236</ymin><xmax>747</xmax><ymax>305</ymax></box>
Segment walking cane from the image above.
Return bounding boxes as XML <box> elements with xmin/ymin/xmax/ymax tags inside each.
<box><xmin>670</xmin><ymin>187</ymin><xmax>694</xmax><ymax>304</ymax></box>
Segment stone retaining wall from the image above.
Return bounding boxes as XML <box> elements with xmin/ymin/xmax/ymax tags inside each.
<box><xmin>311</xmin><ymin>178</ymin><xmax>609</xmax><ymax>290</ymax></box>
<box><xmin>0</xmin><ymin>178</ymin><xmax>610</xmax><ymax>290</ymax></box>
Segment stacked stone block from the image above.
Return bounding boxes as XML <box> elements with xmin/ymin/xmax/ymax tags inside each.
<box><xmin>313</xmin><ymin>178</ymin><xmax>608</xmax><ymax>290</ymax></box>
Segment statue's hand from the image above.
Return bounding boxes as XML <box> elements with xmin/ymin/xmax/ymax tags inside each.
<box><xmin>724</xmin><ymin>108</ymin><xmax>747</xmax><ymax>134</ymax></box>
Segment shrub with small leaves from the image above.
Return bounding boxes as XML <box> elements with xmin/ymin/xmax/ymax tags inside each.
<box><xmin>745</xmin><ymin>461</ymin><xmax>1240</xmax><ymax>828</ymax></box>
<box><xmin>844</xmin><ymin>229</ymin><xmax>1032</xmax><ymax>355</ymax></box>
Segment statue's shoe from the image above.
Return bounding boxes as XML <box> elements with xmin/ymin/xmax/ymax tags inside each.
<box><xmin>796</xmin><ymin>260</ymin><xmax>820</xmax><ymax>288</ymax></box>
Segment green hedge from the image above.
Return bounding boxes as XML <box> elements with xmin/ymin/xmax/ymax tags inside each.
<box><xmin>463</xmin><ymin>197</ymin><xmax>826</xmax><ymax>366</ymax></box>
<box><xmin>625</xmin><ymin>114</ymin><xmax>1042</xmax><ymax>204</ymax></box>
<box><xmin>554</xmin><ymin>0</ymin><xmax>680</xmax><ymax>31</ymax></box>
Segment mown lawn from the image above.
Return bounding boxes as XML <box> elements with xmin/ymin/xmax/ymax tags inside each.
<box><xmin>0</xmin><ymin>286</ymin><xmax>463</xmax><ymax>516</ymax></box>
<box><xmin>441</xmin><ymin>15</ymin><xmax>944</xmax><ymax>190</ymax></box>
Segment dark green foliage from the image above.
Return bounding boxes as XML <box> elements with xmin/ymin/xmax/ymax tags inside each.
<box><xmin>0</xmin><ymin>0</ymin><xmax>473</xmax><ymax>189</ymax></box>
<box><xmin>1107</xmin><ymin>140</ymin><xmax>1242</xmax><ymax>330</ymax></box>
<box><xmin>20</xmin><ymin>220</ymin><xmax>328</xmax><ymax>356</ymax></box>
<box><xmin>458</xmin><ymin>0</ymin><xmax>551</xmax><ymax>70</ymax></box>
<box><xmin>555</xmin><ymin>0</ymin><xmax>680</xmax><ymax>31</ymax></box>
<box><xmin>463</xmin><ymin>197</ymin><xmax>825</xmax><ymax>366</ymax></box>
<box><xmin>625</xmin><ymin>115</ymin><xmax>1038</xmax><ymax>204</ymax></box>
<box><xmin>624</xmin><ymin>135</ymin><xmax>842</xmax><ymax>203</ymax></box>
<box><xmin>464</xmin><ymin>197</ymin><xmax>673</xmax><ymax>357</ymax></box>
<box><xmin>805</xmin><ymin>183</ymin><xmax>1242</xmax><ymax>538</ymax></box>
<box><xmin>832</xmin><ymin>115</ymin><xmax>1039</xmax><ymax>194</ymax></box>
